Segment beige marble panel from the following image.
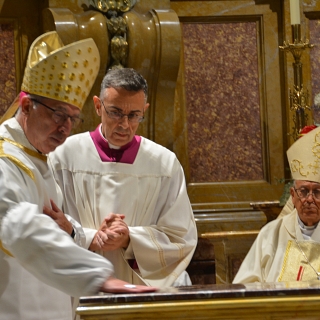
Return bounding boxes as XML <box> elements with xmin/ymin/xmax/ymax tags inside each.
<box><xmin>133</xmin><ymin>0</ymin><xmax>170</xmax><ymax>14</ymax></box>
<box><xmin>48</xmin><ymin>0</ymin><xmax>90</xmax><ymax>13</ymax></box>
<box><xmin>182</xmin><ymin>22</ymin><xmax>262</xmax><ymax>182</ymax></box>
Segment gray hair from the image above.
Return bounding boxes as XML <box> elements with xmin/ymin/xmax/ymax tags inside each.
<box><xmin>100</xmin><ymin>68</ymin><xmax>148</xmax><ymax>101</ymax></box>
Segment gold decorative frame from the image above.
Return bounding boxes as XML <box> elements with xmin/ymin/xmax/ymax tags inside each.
<box><xmin>89</xmin><ymin>0</ymin><xmax>137</xmax><ymax>69</ymax></box>
<box><xmin>280</xmin><ymin>24</ymin><xmax>314</xmax><ymax>141</ymax></box>
<box><xmin>171</xmin><ymin>1</ymin><xmax>285</xmax><ymax>208</ymax></box>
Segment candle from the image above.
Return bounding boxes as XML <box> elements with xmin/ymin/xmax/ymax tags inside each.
<box><xmin>290</xmin><ymin>0</ymin><xmax>301</xmax><ymax>25</ymax></box>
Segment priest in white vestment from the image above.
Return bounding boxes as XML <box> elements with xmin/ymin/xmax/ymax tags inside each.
<box><xmin>49</xmin><ymin>68</ymin><xmax>198</xmax><ymax>288</ymax></box>
<box><xmin>233</xmin><ymin>126</ymin><xmax>320</xmax><ymax>284</ymax></box>
<box><xmin>0</xmin><ymin>33</ymin><xmax>155</xmax><ymax>320</ymax></box>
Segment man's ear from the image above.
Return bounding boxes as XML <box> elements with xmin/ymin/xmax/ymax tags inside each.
<box><xmin>20</xmin><ymin>96</ymin><xmax>32</xmax><ymax>115</ymax></box>
<box><xmin>290</xmin><ymin>187</ymin><xmax>295</xmax><ymax>198</ymax></box>
<box><xmin>93</xmin><ymin>96</ymin><xmax>102</xmax><ymax>117</ymax></box>
<box><xmin>144</xmin><ymin>103</ymin><xmax>150</xmax><ymax>112</ymax></box>
<box><xmin>290</xmin><ymin>187</ymin><xmax>297</xmax><ymax>208</ymax></box>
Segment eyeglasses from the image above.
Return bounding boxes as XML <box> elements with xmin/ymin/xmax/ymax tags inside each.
<box><xmin>100</xmin><ymin>99</ymin><xmax>144</xmax><ymax>123</ymax></box>
<box><xmin>294</xmin><ymin>187</ymin><xmax>320</xmax><ymax>201</ymax></box>
<box><xmin>31</xmin><ymin>98</ymin><xmax>83</xmax><ymax>128</ymax></box>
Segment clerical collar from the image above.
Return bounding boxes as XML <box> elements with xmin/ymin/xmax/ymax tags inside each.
<box><xmin>99</xmin><ymin>125</ymin><xmax>120</xmax><ymax>149</ymax></box>
<box><xmin>297</xmin><ymin>214</ymin><xmax>318</xmax><ymax>239</ymax></box>
<box><xmin>90</xmin><ymin>124</ymin><xmax>141</xmax><ymax>163</ymax></box>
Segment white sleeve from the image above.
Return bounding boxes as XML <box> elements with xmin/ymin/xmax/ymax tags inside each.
<box><xmin>125</xmin><ymin>159</ymin><xmax>198</xmax><ymax>286</ymax></box>
<box><xmin>232</xmin><ymin>228</ymin><xmax>275</xmax><ymax>284</ymax></box>
<box><xmin>65</xmin><ymin>213</ymin><xmax>86</xmax><ymax>247</ymax></box>
<box><xmin>0</xmin><ymin>160</ymin><xmax>114</xmax><ymax>297</ymax></box>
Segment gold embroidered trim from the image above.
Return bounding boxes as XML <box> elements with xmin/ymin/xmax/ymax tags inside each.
<box><xmin>278</xmin><ymin>240</ymin><xmax>292</xmax><ymax>281</ymax></box>
<box><xmin>0</xmin><ymin>137</ymin><xmax>47</xmax><ymax>162</ymax></box>
<box><xmin>145</xmin><ymin>227</ymin><xmax>168</xmax><ymax>276</ymax></box>
<box><xmin>0</xmin><ymin>240</ymin><xmax>13</xmax><ymax>257</ymax></box>
<box><xmin>278</xmin><ymin>240</ymin><xmax>320</xmax><ymax>282</ymax></box>
<box><xmin>291</xmin><ymin>131</ymin><xmax>320</xmax><ymax>178</ymax></box>
<box><xmin>0</xmin><ymin>136</ymin><xmax>47</xmax><ymax>181</ymax></box>
<box><xmin>290</xmin><ymin>159</ymin><xmax>308</xmax><ymax>177</ymax></box>
<box><xmin>0</xmin><ymin>153</ymin><xmax>35</xmax><ymax>180</ymax></box>
<box><xmin>0</xmin><ymin>138</ymin><xmax>35</xmax><ymax>180</ymax></box>
<box><xmin>0</xmin><ymin>136</ymin><xmax>42</xmax><ymax>258</ymax></box>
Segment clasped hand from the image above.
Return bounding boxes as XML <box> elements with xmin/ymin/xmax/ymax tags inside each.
<box><xmin>90</xmin><ymin>213</ymin><xmax>130</xmax><ymax>252</ymax></box>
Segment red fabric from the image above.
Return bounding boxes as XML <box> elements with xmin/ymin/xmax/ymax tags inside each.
<box><xmin>299</xmin><ymin>125</ymin><xmax>317</xmax><ymax>138</ymax></box>
<box><xmin>296</xmin><ymin>266</ymin><xmax>304</xmax><ymax>281</ymax></box>
<box><xmin>19</xmin><ymin>91</ymin><xmax>27</xmax><ymax>104</ymax></box>
<box><xmin>128</xmin><ymin>259</ymin><xmax>139</xmax><ymax>270</ymax></box>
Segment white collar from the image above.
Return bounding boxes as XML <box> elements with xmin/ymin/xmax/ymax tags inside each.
<box><xmin>298</xmin><ymin>215</ymin><xmax>318</xmax><ymax>239</ymax></box>
<box><xmin>99</xmin><ymin>124</ymin><xmax>120</xmax><ymax>149</ymax></box>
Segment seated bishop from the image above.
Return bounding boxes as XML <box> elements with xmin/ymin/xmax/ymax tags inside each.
<box><xmin>233</xmin><ymin>126</ymin><xmax>320</xmax><ymax>283</ymax></box>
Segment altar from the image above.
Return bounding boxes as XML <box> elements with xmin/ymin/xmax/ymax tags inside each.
<box><xmin>77</xmin><ymin>281</ymin><xmax>320</xmax><ymax>320</ymax></box>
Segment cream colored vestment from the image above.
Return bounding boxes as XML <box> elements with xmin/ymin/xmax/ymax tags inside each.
<box><xmin>0</xmin><ymin>118</ymin><xmax>113</xmax><ymax>320</ymax></box>
<box><xmin>233</xmin><ymin>209</ymin><xmax>320</xmax><ymax>284</ymax></box>
<box><xmin>49</xmin><ymin>131</ymin><xmax>198</xmax><ymax>287</ymax></box>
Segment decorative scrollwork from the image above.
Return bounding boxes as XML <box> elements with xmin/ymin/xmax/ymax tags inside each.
<box><xmin>289</xmin><ymin>85</ymin><xmax>310</xmax><ymax>112</ymax></box>
<box><xmin>89</xmin><ymin>0</ymin><xmax>135</xmax><ymax>14</ymax></box>
<box><xmin>106</xmin><ymin>15</ymin><xmax>127</xmax><ymax>35</ymax></box>
<box><xmin>279</xmin><ymin>24</ymin><xmax>314</xmax><ymax>141</ymax></box>
<box><xmin>279</xmin><ymin>39</ymin><xmax>314</xmax><ymax>63</ymax></box>
<box><xmin>291</xmin><ymin>159</ymin><xmax>309</xmax><ymax>177</ymax></box>
<box><xmin>110</xmin><ymin>35</ymin><xmax>128</xmax><ymax>68</ymax></box>
<box><xmin>309</xmin><ymin>149</ymin><xmax>320</xmax><ymax>176</ymax></box>
<box><xmin>90</xmin><ymin>0</ymin><xmax>136</xmax><ymax>69</ymax></box>
<box><xmin>291</xmin><ymin>132</ymin><xmax>320</xmax><ymax>178</ymax></box>
<box><xmin>289</xmin><ymin>84</ymin><xmax>311</xmax><ymax>140</ymax></box>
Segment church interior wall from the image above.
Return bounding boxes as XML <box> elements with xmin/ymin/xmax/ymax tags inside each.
<box><xmin>1</xmin><ymin>0</ymin><xmax>320</xmax><ymax>284</ymax></box>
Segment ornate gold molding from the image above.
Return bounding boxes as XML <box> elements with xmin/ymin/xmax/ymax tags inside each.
<box><xmin>89</xmin><ymin>0</ymin><xmax>135</xmax><ymax>13</ymax></box>
<box><xmin>279</xmin><ymin>25</ymin><xmax>314</xmax><ymax>141</ymax></box>
<box><xmin>42</xmin><ymin>5</ymin><xmax>182</xmax><ymax>148</ymax></box>
<box><xmin>89</xmin><ymin>0</ymin><xmax>137</xmax><ymax>68</ymax></box>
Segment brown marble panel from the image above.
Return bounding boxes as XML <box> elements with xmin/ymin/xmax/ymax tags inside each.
<box><xmin>310</xmin><ymin>19</ymin><xmax>320</xmax><ymax>107</ymax></box>
<box><xmin>187</xmin><ymin>237</ymin><xmax>216</xmax><ymax>285</ymax></box>
<box><xmin>0</xmin><ymin>23</ymin><xmax>16</xmax><ymax>117</ymax></box>
<box><xmin>182</xmin><ymin>22</ymin><xmax>263</xmax><ymax>182</ymax></box>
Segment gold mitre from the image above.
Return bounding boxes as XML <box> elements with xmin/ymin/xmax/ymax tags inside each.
<box><xmin>0</xmin><ymin>31</ymin><xmax>100</xmax><ymax>124</ymax></box>
<box><xmin>287</xmin><ymin>126</ymin><xmax>320</xmax><ymax>182</ymax></box>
